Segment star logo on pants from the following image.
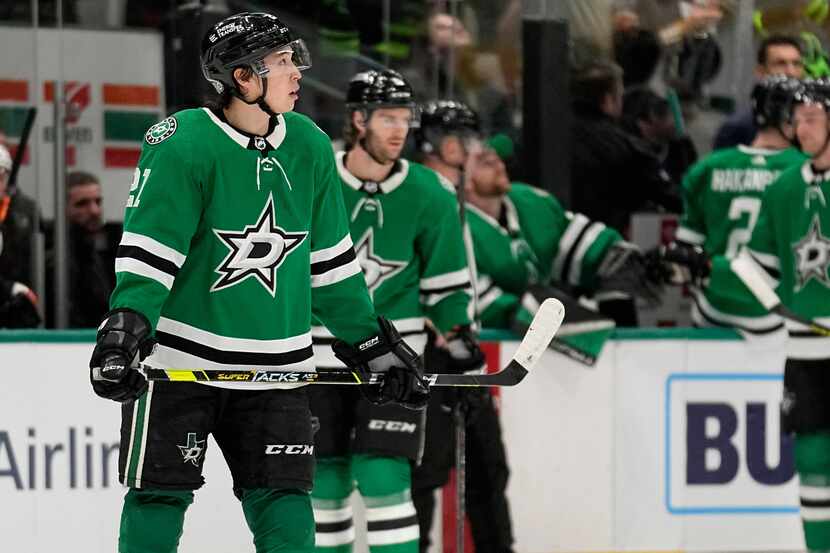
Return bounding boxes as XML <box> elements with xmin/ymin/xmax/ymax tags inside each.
<box><xmin>177</xmin><ymin>433</ymin><xmax>206</xmax><ymax>467</ymax></box>
<box><xmin>212</xmin><ymin>195</ymin><xmax>307</xmax><ymax>296</ymax></box>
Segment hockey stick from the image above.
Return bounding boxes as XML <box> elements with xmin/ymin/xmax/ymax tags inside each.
<box><xmin>8</xmin><ymin>107</ymin><xmax>36</xmax><ymax>193</ymax></box>
<box><xmin>730</xmin><ymin>252</ymin><xmax>830</xmax><ymax>337</ymax></box>
<box><xmin>138</xmin><ymin>298</ymin><xmax>565</xmax><ymax>386</ymax></box>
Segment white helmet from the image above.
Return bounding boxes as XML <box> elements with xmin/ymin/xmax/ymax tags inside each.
<box><xmin>0</xmin><ymin>144</ymin><xmax>11</xmax><ymax>173</ymax></box>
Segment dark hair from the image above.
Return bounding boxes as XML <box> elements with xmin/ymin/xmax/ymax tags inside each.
<box><xmin>342</xmin><ymin>110</ymin><xmax>361</xmax><ymax>148</ymax></box>
<box><xmin>66</xmin><ymin>170</ymin><xmax>99</xmax><ymax>189</ymax></box>
<box><xmin>570</xmin><ymin>60</ymin><xmax>623</xmax><ymax>109</ymax></box>
<box><xmin>757</xmin><ymin>35</ymin><xmax>802</xmax><ymax>66</ymax></box>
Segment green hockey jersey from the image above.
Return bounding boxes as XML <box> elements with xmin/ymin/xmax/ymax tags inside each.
<box><xmin>749</xmin><ymin>162</ymin><xmax>830</xmax><ymax>358</ymax></box>
<box><xmin>469</xmin><ymin>183</ymin><xmax>620</xmax><ymax>328</ymax></box>
<box><xmin>678</xmin><ymin>145</ymin><xmax>805</xmax><ymax>332</ymax></box>
<box><xmin>312</xmin><ymin>152</ymin><xmax>472</xmax><ymax>367</ymax></box>
<box><xmin>111</xmin><ymin>108</ymin><xmax>380</xmax><ymax>388</ymax></box>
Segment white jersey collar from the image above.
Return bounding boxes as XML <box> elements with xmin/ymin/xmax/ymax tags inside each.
<box><xmin>737</xmin><ymin>144</ymin><xmax>780</xmax><ymax>156</ymax></box>
<box><xmin>202</xmin><ymin>107</ymin><xmax>287</xmax><ymax>151</ymax></box>
<box><xmin>466</xmin><ymin>196</ymin><xmax>520</xmax><ymax>236</ymax></box>
<box><xmin>802</xmin><ymin>161</ymin><xmax>830</xmax><ymax>183</ymax></box>
<box><xmin>335</xmin><ymin>151</ymin><xmax>409</xmax><ymax>194</ymax></box>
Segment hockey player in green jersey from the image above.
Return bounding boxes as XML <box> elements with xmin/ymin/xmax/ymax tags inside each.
<box><xmin>87</xmin><ymin>13</ymin><xmax>429</xmax><ymax>553</ymax></box>
<box><xmin>411</xmin><ymin>99</ymin><xmax>660</xmax><ymax>553</ymax></box>
<box><xmin>308</xmin><ymin>70</ymin><xmax>483</xmax><ymax>553</ymax></box>
<box><xmin>743</xmin><ymin>79</ymin><xmax>830</xmax><ymax>553</ymax></box>
<box><xmin>671</xmin><ymin>75</ymin><xmax>806</xmax><ymax>334</ymax></box>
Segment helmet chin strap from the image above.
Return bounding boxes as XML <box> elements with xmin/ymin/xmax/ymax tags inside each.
<box><xmin>235</xmin><ymin>72</ymin><xmax>278</xmax><ymax>119</ymax></box>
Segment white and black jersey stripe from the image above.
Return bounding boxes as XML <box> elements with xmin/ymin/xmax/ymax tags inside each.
<box><xmin>675</xmin><ymin>226</ymin><xmax>706</xmax><ymax>247</ymax></box>
<box><xmin>115</xmin><ymin>232</ymin><xmax>186</xmax><ymax>290</ymax></box>
<box><xmin>690</xmin><ymin>289</ymin><xmax>784</xmax><ymax>335</ymax></box>
<box><xmin>552</xmin><ymin>212</ymin><xmax>608</xmax><ymax>287</ymax></box>
<box><xmin>146</xmin><ymin>317</ymin><xmax>314</xmax><ymax>389</ymax></box>
<box><xmin>475</xmin><ymin>274</ymin><xmax>506</xmax><ymax>316</ymax></box>
<box><xmin>310</xmin><ymin>234</ymin><xmax>362</xmax><ymax>288</ymax></box>
<box><xmin>420</xmin><ymin>268</ymin><xmax>471</xmax><ymax>306</ymax></box>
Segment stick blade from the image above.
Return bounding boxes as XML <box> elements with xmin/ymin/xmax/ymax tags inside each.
<box><xmin>512</xmin><ymin>298</ymin><xmax>565</xmax><ymax>371</ymax></box>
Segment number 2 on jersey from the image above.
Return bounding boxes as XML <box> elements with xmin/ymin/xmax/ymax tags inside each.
<box><xmin>725</xmin><ymin>197</ymin><xmax>761</xmax><ymax>258</ymax></box>
<box><xmin>126</xmin><ymin>168</ymin><xmax>152</xmax><ymax>208</ymax></box>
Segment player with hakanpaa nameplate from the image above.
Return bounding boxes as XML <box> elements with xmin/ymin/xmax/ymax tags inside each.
<box><xmin>87</xmin><ymin>12</ymin><xmax>428</xmax><ymax>553</ymax></box>
<box><xmin>670</xmin><ymin>75</ymin><xmax>806</xmax><ymax>333</ymax></box>
<box><xmin>744</xmin><ymin>79</ymin><xmax>830</xmax><ymax>553</ymax></box>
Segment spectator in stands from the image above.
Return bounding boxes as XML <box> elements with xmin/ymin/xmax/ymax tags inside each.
<box><xmin>622</xmin><ymin>86</ymin><xmax>698</xmax><ymax>192</ymax></box>
<box><xmin>0</xmin><ymin>143</ymin><xmax>39</xmax><ymax>328</ymax></box>
<box><xmin>570</xmin><ymin>60</ymin><xmax>681</xmax><ymax>235</ymax></box>
<box><xmin>713</xmin><ymin>34</ymin><xmax>804</xmax><ymax>150</ymax></box>
<box><xmin>46</xmin><ymin>171</ymin><xmax>117</xmax><ymax>328</ymax></box>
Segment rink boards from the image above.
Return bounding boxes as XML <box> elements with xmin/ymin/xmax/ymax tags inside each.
<box><xmin>0</xmin><ymin>329</ymin><xmax>802</xmax><ymax>552</ymax></box>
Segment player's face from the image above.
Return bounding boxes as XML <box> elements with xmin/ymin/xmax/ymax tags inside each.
<box><xmin>470</xmin><ymin>148</ymin><xmax>510</xmax><ymax>197</ymax></box>
<box><xmin>67</xmin><ymin>182</ymin><xmax>103</xmax><ymax>233</ymax></box>
<box><xmin>262</xmin><ymin>50</ymin><xmax>302</xmax><ymax>113</ymax></box>
<box><xmin>364</xmin><ymin>107</ymin><xmax>413</xmax><ymax>163</ymax></box>
<box><xmin>793</xmin><ymin>103</ymin><xmax>830</xmax><ymax>156</ymax></box>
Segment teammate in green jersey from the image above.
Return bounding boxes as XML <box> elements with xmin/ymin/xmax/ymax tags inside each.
<box><xmin>87</xmin><ymin>13</ymin><xmax>429</xmax><ymax>553</ymax></box>
<box><xmin>744</xmin><ymin>79</ymin><xmax>830</xmax><ymax>552</ymax></box>
<box><xmin>308</xmin><ymin>70</ymin><xmax>483</xmax><ymax>553</ymax></box>
<box><xmin>411</xmin><ymin>99</ymin><xmax>660</xmax><ymax>553</ymax></box>
<box><xmin>670</xmin><ymin>75</ymin><xmax>806</xmax><ymax>334</ymax></box>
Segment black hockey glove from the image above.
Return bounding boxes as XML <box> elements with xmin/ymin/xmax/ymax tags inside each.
<box><xmin>596</xmin><ymin>241</ymin><xmax>663</xmax><ymax>307</ymax></box>
<box><xmin>439</xmin><ymin>325</ymin><xmax>487</xmax><ymax>375</ymax></box>
<box><xmin>658</xmin><ymin>241</ymin><xmax>711</xmax><ymax>286</ymax></box>
<box><xmin>332</xmin><ymin>317</ymin><xmax>430</xmax><ymax>411</ymax></box>
<box><xmin>425</xmin><ymin>324</ymin><xmax>488</xmax><ymax>416</ymax></box>
<box><xmin>89</xmin><ymin>308</ymin><xmax>156</xmax><ymax>403</ymax></box>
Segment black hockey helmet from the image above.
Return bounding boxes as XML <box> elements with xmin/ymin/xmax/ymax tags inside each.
<box><xmin>791</xmin><ymin>77</ymin><xmax>830</xmax><ymax>113</ymax></box>
<box><xmin>414</xmin><ymin>99</ymin><xmax>480</xmax><ymax>153</ymax></box>
<box><xmin>751</xmin><ymin>75</ymin><xmax>801</xmax><ymax>128</ymax></box>
<box><xmin>346</xmin><ymin>70</ymin><xmax>418</xmax><ymax>114</ymax></box>
<box><xmin>200</xmin><ymin>12</ymin><xmax>311</xmax><ymax>97</ymax></box>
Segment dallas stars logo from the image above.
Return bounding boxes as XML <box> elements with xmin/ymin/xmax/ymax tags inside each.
<box><xmin>177</xmin><ymin>433</ymin><xmax>206</xmax><ymax>467</ymax></box>
<box><xmin>212</xmin><ymin>195</ymin><xmax>307</xmax><ymax>296</ymax></box>
<box><xmin>354</xmin><ymin>228</ymin><xmax>406</xmax><ymax>295</ymax></box>
<box><xmin>793</xmin><ymin>214</ymin><xmax>830</xmax><ymax>290</ymax></box>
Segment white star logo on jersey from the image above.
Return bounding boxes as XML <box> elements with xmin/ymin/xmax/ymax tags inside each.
<box><xmin>212</xmin><ymin>195</ymin><xmax>307</xmax><ymax>296</ymax></box>
<box><xmin>354</xmin><ymin>228</ymin><xmax>406</xmax><ymax>296</ymax></box>
<box><xmin>793</xmin><ymin>214</ymin><xmax>830</xmax><ymax>291</ymax></box>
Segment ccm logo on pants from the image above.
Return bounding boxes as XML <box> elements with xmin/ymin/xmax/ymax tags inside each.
<box><xmin>264</xmin><ymin>444</ymin><xmax>315</xmax><ymax>455</ymax></box>
<box><xmin>368</xmin><ymin>420</ymin><xmax>417</xmax><ymax>433</ymax></box>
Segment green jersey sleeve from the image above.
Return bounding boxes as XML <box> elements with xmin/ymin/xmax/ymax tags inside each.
<box><xmin>110</xmin><ymin>128</ymin><xmax>202</xmax><ymax>328</ymax></box>
<box><xmin>309</xmin><ymin>137</ymin><xmax>379</xmax><ymax>343</ymax></box>
<box><xmin>417</xmin><ymin>178</ymin><xmax>472</xmax><ymax>333</ymax></box>
<box><xmin>476</xmin><ymin>273</ymin><xmax>521</xmax><ymax>328</ymax></box>
<box><xmin>677</xmin><ymin>159</ymin><xmax>709</xmax><ymax>246</ymax></box>
<box><xmin>542</xmin><ymin>190</ymin><xmax>621</xmax><ymax>289</ymax></box>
